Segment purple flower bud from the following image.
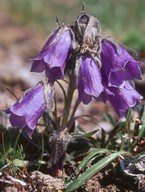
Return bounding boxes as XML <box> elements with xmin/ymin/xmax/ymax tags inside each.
<box><xmin>5</xmin><ymin>83</ymin><xmax>53</xmax><ymax>138</ymax></box>
<box><xmin>98</xmin><ymin>81</ymin><xmax>142</xmax><ymax>118</ymax></box>
<box><xmin>31</xmin><ymin>26</ymin><xmax>72</xmax><ymax>83</ymax></box>
<box><xmin>101</xmin><ymin>39</ymin><xmax>142</xmax><ymax>88</ymax></box>
<box><xmin>78</xmin><ymin>54</ymin><xmax>104</xmax><ymax>104</ymax></box>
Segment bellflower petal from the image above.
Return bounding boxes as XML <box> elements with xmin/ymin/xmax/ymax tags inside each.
<box><xmin>31</xmin><ymin>27</ymin><xmax>72</xmax><ymax>83</ymax></box>
<box><xmin>101</xmin><ymin>39</ymin><xmax>141</xmax><ymax>88</ymax></box>
<box><xmin>99</xmin><ymin>81</ymin><xmax>142</xmax><ymax>118</ymax></box>
<box><xmin>78</xmin><ymin>54</ymin><xmax>104</xmax><ymax>104</ymax></box>
<box><xmin>5</xmin><ymin>83</ymin><xmax>53</xmax><ymax>138</ymax></box>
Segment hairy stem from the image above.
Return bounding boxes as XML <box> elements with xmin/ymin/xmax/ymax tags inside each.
<box><xmin>61</xmin><ymin>72</ymin><xmax>75</xmax><ymax>129</ymax></box>
<box><xmin>49</xmin><ymin>128</ymin><xmax>69</xmax><ymax>177</ymax></box>
<box><xmin>67</xmin><ymin>98</ymin><xmax>80</xmax><ymax>131</ymax></box>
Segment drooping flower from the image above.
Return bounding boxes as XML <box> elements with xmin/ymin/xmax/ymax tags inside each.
<box><xmin>5</xmin><ymin>83</ymin><xmax>54</xmax><ymax>138</ymax></box>
<box><xmin>31</xmin><ymin>26</ymin><xmax>72</xmax><ymax>83</ymax></box>
<box><xmin>78</xmin><ymin>54</ymin><xmax>104</xmax><ymax>104</ymax></box>
<box><xmin>101</xmin><ymin>39</ymin><xmax>142</xmax><ymax>88</ymax></box>
<box><xmin>30</xmin><ymin>14</ymin><xmax>142</xmax><ymax>118</ymax></box>
<box><xmin>98</xmin><ymin>81</ymin><xmax>142</xmax><ymax>118</ymax></box>
<box><xmin>99</xmin><ymin>38</ymin><xmax>142</xmax><ymax>117</ymax></box>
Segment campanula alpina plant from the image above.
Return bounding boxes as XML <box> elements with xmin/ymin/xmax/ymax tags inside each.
<box><xmin>5</xmin><ymin>7</ymin><xmax>142</xmax><ymax>177</ymax></box>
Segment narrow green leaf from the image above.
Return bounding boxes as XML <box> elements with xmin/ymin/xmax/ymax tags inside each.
<box><xmin>139</xmin><ymin>106</ymin><xmax>145</xmax><ymax>139</ymax></box>
<box><xmin>65</xmin><ymin>149</ymin><xmax>110</xmax><ymax>187</ymax></box>
<box><xmin>103</xmin><ymin>113</ymin><xmax>115</xmax><ymax>126</ymax></box>
<box><xmin>78</xmin><ymin>149</ymin><xmax>110</xmax><ymax>170</ymax></box>
<box><xmin>126</xmin><ymin>109</ymin><xmax>132</xmax><ymax>122</ymax></box>
<box><xmin>66</xmin><ymin>151</ymin><xmax>128</xmax><ymax>192</ymax></box>
<box><xmin>105</xmin><ymin>121</ymin><xmax>125</xmax><ymax>147</ymax></box>
<box><xmin>75</xmin><ymin>130</ymin><xmax>99</xmax><ymax>139</ymax></box>
<box><xmin>43</xmin><ymin>111</ymin><xmax>56</xmax><ymax>129</ymax></box>
<box><xmin>119</xmin><ymin>109</ymin><xmax>132</xmax><ymax>151</ymax></box>
<box><xmin>132</xmin><ymin>107</ymin><xmax>145</xmax><ymax>148</ymax></box>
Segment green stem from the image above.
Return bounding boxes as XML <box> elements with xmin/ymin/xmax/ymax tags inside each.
<box><xmin>56</xmin><ymin>80</ymin><xmax>67</xmax><ymax>101</ymax></box>
<box><xmin>12</xmin><ymin>129</ymin><xmax>22</xmax><ymax>161</ymax></box>
<box><xmin>67</xmin><ymin>98</ymin><xmax>80</xmax><ymax>131</ymax></box>
<box><xmin>61</xmin><ymin>72</ymin><xmax>75</xmax><ymax>129</ymax></box>
<box><xmin>37</xmin><ymin>137</ymin><xmax>44</xmax><ymax>171</ymax></box>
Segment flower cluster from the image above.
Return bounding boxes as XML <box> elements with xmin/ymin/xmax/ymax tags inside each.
<box><xmin>6</xmin><ymin>11</ymin><xmax>142</xmax><ymax>137</ymax></box>
<box><xmin>31</xmin><ymin>13</ymin><xmax>142</xmax><ymax>117</ymax></box>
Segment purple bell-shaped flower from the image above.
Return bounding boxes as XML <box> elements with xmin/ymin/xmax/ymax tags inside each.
<box><xmin>101</xmin><ymin>39</ymin><xmax>142</xmax><ymax>88</ymax></box>
<box><xmin>78</xmin><ymin>54</ymin><xmax>103</xmax><ymax>104</ymax></box>
<box><xmin>5</xmin><ymin>83</ymin><xmax>54</xmax><ymax>138</ymax></box>
<box><xmin>31</xmin><ymin>26</ymin><xmax>72</xmax><ymax>83</ymax></box>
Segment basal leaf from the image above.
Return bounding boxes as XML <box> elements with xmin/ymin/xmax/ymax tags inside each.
<box><xmin>66</xmin><ymin>151</ymin><xmax>128</xmax><ymax>192</ymax></box>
